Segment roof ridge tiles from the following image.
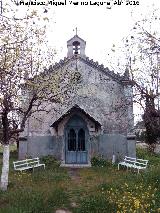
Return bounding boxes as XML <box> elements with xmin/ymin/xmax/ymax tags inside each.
<box><xmin>43</xmin><ymin>55</ymin><xmax>125</xmax><ymax>84</ymax></box>
<box><xmin>79</xmin><ymin>56</ymin><xmax>122</xmax><ymax>83</ymax></box>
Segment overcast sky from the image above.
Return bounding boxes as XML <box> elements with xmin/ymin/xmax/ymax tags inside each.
<box><xmin>12</xmin><ymin>0</ymin><xmax>160</xmax><ymax>66</ymax></box>
<box><xmin>46</xmin><ymin>0</ymin><xmax>160</xmax><ymax>65</ymax></box>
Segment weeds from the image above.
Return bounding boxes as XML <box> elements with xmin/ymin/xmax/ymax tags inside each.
<box><xmin>0</xmin><ymin>149</ymin><xmax>159</xmax><ymax>213</ymax></box>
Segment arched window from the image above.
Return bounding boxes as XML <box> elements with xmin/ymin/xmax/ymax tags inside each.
<box><xmin>78</xmin><ymin>128</ymin><xmax>85</xmax><ymax>151</ymax></box>
<box><xmin>68</xmin><ymin>129</ymin><xmax>76</xmax><ymax>151</ymax></box>
<box><xmin>72</xmin><ymin>41</ymin><xmax>80</xmax><ymax>55</ymax></box>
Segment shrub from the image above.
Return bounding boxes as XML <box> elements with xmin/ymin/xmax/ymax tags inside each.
<box><xmin>41</xmin><ymin>155</ymin><xmax>60</xmax><ymax>168</ymax></box>
<box><xmin>91</xmin><ymin>156</ymin><xmax>111</xmax><ymax>167</ymax></box>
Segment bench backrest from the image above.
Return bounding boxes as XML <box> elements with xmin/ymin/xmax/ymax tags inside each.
<box><xmin>124</xmin><ymin>156</ymin><xmax>136</xmax><ymax>164</ymax></box>
<box><xmin>123</xmin><ymin>156</ymin><xmax>148</xmax><ymax>168</ymax></box>
<box><xmin>13</xmin><ymin>157</ymin><xmax>40</xmax><ymax>169</ymax></box>
<box><xmin>135</xmin><ymin>158</ymin><xmax>148</xmax><ymax>168</ymax></box>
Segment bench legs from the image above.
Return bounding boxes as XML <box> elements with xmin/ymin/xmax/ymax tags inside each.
<box><xmin>118</xmin><ymin>165</ymin><xmax>141</xmax><ymax>174</ymax></box>
<box><xmin>32</xmin><ymin>165</ymin><xmax>45</xmax><ymax>172</ymax></box>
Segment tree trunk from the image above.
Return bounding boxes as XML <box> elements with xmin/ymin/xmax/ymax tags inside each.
<box><xmin>0</xmin><ymin>144</ymin><xmax>10</xmax><ymax>191</ymax></box>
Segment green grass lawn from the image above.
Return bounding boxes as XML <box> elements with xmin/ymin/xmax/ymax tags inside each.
<box><xmin>0</xmin><ymin>148</ymin><xmax>160</xmax><ymax>213</ymax></box>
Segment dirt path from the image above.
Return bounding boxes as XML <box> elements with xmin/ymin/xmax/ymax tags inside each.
<box><xmin>55</xmin><ymin>169</ymin><xmax>81</xmax><ymax>213</ymax></box>
<box><xmin>67</xmin><ymin>168</ymin><xmax>81</xmax><ymax>183</ymax></box>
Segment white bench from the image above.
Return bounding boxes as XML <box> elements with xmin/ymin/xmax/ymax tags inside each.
<box><xmin>118</xmin><ymin>156</ymin><xmax>148</xmax><ymax>173</ymax></box>
<box><xmin>13</xmin><ymin>157</ymin><xmax>45</xmax><ymax>171</ymax></box>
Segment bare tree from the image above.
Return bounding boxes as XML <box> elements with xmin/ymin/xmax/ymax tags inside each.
<box><xmin>108</xmin><ymin>9</ymin><xmax>160</xmax><ymax>152</ymax></box>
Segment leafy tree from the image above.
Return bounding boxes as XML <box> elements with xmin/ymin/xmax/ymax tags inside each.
<box><xmin>0</xmin><ymin>2</ymin><xmax>78</xmax><ymax>191</ymax></box>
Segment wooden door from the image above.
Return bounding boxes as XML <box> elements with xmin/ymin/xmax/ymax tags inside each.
<box><xmin>65</xmin><ymin>116</ymin><xmax>88</xmax><ymax>164</ymax></box>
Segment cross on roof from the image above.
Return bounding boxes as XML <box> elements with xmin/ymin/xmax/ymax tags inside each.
<box><xmin>73</xmin><ymin>27</ymin><xmax>78</xmax><ymax>36</ymax></box>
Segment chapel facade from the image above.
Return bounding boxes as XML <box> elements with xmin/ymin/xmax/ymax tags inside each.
<box><xmin>19</xmin><ymin>34</ymin><xmax>136</xmax><ymax>166</ymax></box>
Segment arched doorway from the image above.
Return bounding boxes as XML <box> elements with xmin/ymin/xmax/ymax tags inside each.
<box><xmin>65</xmin><ymin>115</ymin><xmax>88</xmax><ymax>164</ymax></box>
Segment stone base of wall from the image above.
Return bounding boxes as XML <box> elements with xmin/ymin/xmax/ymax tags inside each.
<box><xmin>18</xmin><ymin>136</ymin><xmax>62</xmax><ymax>160</ymax></box>
<box><xmin>98</xmin><ymin>134</ymin><xmax>136</xmax><ymax>162</ymax></box>
<box><xmin>18</xmin><ymin>134</ymin><xmax>136</xmax><ymax>163</ymax></box>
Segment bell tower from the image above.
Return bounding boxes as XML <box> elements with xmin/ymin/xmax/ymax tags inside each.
<box><xmin>67</xmin><ymin>32</ymin><xmax>86</xmax><ymax>58</ymax></box>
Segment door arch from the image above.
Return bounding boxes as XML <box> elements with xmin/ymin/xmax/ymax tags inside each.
<box><xmin>65</xmin><ymin>115</ymin><xmax>88</xmax><ymax>164</ymax></box>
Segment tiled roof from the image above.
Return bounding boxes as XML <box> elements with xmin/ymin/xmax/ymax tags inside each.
<box><xmin>67</xmin><ymin>35</ymin><xmax>86</xmax><ymax>44</ymax></box>
<box><xmin>50</xmin><ymin>104</ymin><xmax>101</xmax><ymax>128</ymax></box>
